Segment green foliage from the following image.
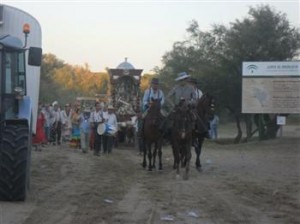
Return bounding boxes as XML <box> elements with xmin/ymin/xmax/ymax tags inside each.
<box><xmin>158</xmin><ymin>4</ymin><xmax>300</xmax><ymax>141</ymax></box>
<box><xmin>39</xmin><ymin>54</ymin><xmax>109</xmax><ymax>105</ymax></box>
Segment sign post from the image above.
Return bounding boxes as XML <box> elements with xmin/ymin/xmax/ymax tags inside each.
<box><xmin>276</xmin><ymin>115</ymin><xmax>286</xmax><ymax>137</ymax></box>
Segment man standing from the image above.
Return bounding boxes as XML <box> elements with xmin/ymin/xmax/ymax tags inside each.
<box><xmin>102</xmin><ymin>105</ymin><xmax>118</xmax><ymax>154</ymax></box>
<box><xmin>61</xmin><ymin>103</ymin><xmax>73</xmax><ymax>143</ymax></box>
<box><xmin>50</xmin><ymin>101</ymin><xmax>62</xmax><ymax>146</ymax></box>
<box><xmin>79</xmin><ymin>107</ymin><xmax>91</xmax><ymax>153</ymax></box>
<box><xmin>90</xmin><ymin>102</ymin><xmax>105</xmax><ymax>156</ymax></box>
<box><xmin>209</xmin><ymin>114</ymin><xmax>219</xmax><ymax>139</ymax></box>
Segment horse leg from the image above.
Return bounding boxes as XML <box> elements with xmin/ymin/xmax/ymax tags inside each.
<box><xmin>174</xmin><ymin>147</ymin><xmax>180</xmax><ymax>176</ymax></box>
<box><xmin>172</xmin><ymin>143</ymin><xmax>177</xmax><ymax>169</ymax></box>
<box><xmin>180</xmin><ymin>145</ymin><xmax>185</xmax><ymax>168</ymax></box>
<box><xmin>195</xmin><ymin>137</ymin><xmax>204</xmax><ymax>171</ymax></box>
<box><xmin>147</xmin><ymin>143</ymin><xmax>153</xmax><ymax>171</ymax></box>
<box><xmin>152</xmin><ymin>142</ymin><xmax>157</xmax><ymax>169</ymax></box>
<box><xmin>183</xmin><ymin>142</ymin><xmax>192</xmax><ymax>180</ymax></box>
<box><xmin>142</xmin><ymin>138</ymin><xmax>147</xmax><ymax>168</ymax></box>
<box><xmin>158</xmin><ymin>141</ymin><xmax>163</xmax><ymax>170</ymax></box>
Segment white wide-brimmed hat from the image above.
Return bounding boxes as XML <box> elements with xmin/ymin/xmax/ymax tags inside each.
<box><xmin>175</xmin><ymin>72</ymin><xmax>190</xmax><ymax>81</ymax></box>
<box><xmin>52</xmin><ymin>101</ymin><xmax>58</xmax><ymax>106</ymax></box>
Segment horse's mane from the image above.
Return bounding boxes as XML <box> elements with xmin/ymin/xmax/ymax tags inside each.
<box><xmin>147</xmin><ymin>98</ymin><xmax>161</xmax><ymax>115</ymax></box>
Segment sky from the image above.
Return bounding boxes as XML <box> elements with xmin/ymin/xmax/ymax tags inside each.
<box><xmin>2</xmin><ymin>0</ymin><xmax>299</xmax><ymax>73</ymax></box>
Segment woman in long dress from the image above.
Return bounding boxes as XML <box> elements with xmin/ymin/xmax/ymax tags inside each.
<box><xmin>33</xmin><ymin>104</ymin><xmax>46</xmax><ymax>151</ymax></box>
<box><xmin>70</xmin><ymin>107</ymin><xmax>81</xmax><ymax>148</ymax></box>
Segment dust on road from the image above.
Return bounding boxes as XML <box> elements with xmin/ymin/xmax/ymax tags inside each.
<box><xmin>0</xmin><ymin>131</ymin><xmax>299</xmax><ymax>224</ymax></box>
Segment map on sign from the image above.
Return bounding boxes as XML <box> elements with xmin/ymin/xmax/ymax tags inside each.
<box><xmin>253</xmin><ymin>87</ymin><xmax>269</xmax><ymax>106</ymax></box>
<box><xmin>242</xmin><ymin>61</ymin><xmax>300</xmax><ymax>114</ymax></box>
<box><xmin>242</xmin><ymin>77</ymin><xmax>300</xmax><ymax>114</ymax></box>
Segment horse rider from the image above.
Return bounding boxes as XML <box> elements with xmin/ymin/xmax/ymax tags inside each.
<box><xmin>165</xmin><ymin>72</ymin><xmax>196</xmax><ymax>110</ymax></box>
<box><xmin>139</xmin><ymin>78</ymin><xmax>165</xmax><ymax>136</ymax></box>
<box><xmin>159</xmin><ymin>72</ymin><xmax>197</xmax><ymax>133</ymax></box>
<box><xmin>142</xmin><ymin>77</ymin><xmax>165</xmax><ymax>113</ymax></box>
<box><xmin>188</xmin><ymin>77</ymin><xmax>203</xmax><ymax>100</ymax></box>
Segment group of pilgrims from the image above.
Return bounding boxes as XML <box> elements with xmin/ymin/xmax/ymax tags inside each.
<box><xmin>32</xmin><ymin>100</ymin><xmax>118</xmax><ymax>155</ymax></box>
<box><xmin>32</xmin><ymin>71</ymin><xmax>219</xmax><ymax>153</ymax></box>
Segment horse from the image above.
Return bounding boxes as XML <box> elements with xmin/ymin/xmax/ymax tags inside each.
<box><xmin>193</xmin><ymin>93</ymin><xmax>216</xmax><ymax>171</ymax></box>
<box><xmin>170</xmin><ymin>100</ymin><xmax>195</xmax><ymax>180</ymax></box>
<box><xmin>142</xmin><ymin>98</ymin><xmax>163</xmax><ymax>171</ymax></box>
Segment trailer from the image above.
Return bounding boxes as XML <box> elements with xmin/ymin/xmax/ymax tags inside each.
<box><xmin>107</xmin><ymin>58</ymin><xmax>142</xmax><ymax>144</ymax></box>
<box><xmin>0</xmin><ymin>4</ymin><xmax>42</xmax><ymax>201</ymax></box>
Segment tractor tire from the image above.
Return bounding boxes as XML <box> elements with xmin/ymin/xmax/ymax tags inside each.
<box><xmin>0</xmin><ymin>124</ymin><xmax>30</xmax><ymax>201</ymax></box>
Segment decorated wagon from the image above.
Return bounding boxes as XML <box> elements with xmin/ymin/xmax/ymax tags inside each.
<box><xmin>107</xmin><ymin>58</ymin><xmax>143</xmax><ymax>144</ymax></box>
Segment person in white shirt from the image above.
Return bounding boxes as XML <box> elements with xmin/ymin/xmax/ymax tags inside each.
<box><xmin>50</xmin><ymin>102</ymin><xmax>62</xmax><ymax>145</ymax></box>
<box><xmin>188</xmin><ymin>77</ymin><xmax>203</xmax><ymax>100</ymax></box>
<box><xmin>102</xmin><ymin>105</ymin><xmax>118</xmax><ymax>154</ymax></box>
<box><xmin>60</xmin><ymin>103</ymin><xmax>73</xmax><ymax>143</ymax></box>
<box><xmin>90</xmin><ymin>102</ymin><xmax>105</xmax><ymax>156</ymax></box>
<box><xmin>140</xmin><ymin>78</ymin><xmax>165</xmax><ymax>138</ymax></box>
<box><xmin>142</xmin><ymin>78</ymin><xmax>165</xmax><ymax>112</ymax></box>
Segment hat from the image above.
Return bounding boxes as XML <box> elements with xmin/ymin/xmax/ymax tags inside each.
<box><xmin>107</xmin><ymin>105</ymin><xmax>114</xmax><ymax>110</ymax></box>
<box><xmin>83</xmin><ymin>107</ymin><xmax>90</xmax><ymax>112</ymax></box>
<box><xmin>175</xmin><ymin>72</ymin><xmax>190</xmax><ymax>81</ymax></box>
<box><xmin>52</xmin><ymin>101</ymin><xmax>58</xmax><ymax>106</ymax></box>
<box><xmin>151</xmin><ymin>78</ymin><xmax>159</xmax><ymax>85</ymax></box>
<box><xmin>188</xmin><ymin>77</ymin><xmax>198</xmax><ymax>84</ymax></box>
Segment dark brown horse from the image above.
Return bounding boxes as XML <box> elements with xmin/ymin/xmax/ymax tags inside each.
<box><xmin>193</xmin><ymin>93</ymin><xmax>215</xmax><ymax>171</ymax></box>
<box><xmin>142</xmin><ymin>98</ymin><xmax>163</xmax><ymax>171</ymax></box>
<box><xmin>171</xmin><ymin>100</ymin><xmax>195</xmax><ymax>180</ymax></box>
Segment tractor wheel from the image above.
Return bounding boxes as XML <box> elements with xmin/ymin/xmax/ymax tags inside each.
<box><xmin>0</xmin><ymin>124</ymin><xmax>30</xmax><ymax>201</ymax></box>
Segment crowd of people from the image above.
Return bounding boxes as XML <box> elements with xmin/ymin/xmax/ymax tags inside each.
<box><xmin>32</xmin><ymin>100</ymin><xmax>118</xmax><ymax>156</ymax></box>
<box><xmin>33</xmin><ymin>71</ymin><xmax>219</xmax><ymax>153</ymax></box>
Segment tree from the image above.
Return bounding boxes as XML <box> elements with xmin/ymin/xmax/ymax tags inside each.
<box><xmin>221</xmin><ymin>5</ymin><xmax>300</xmax><ymax>141</ymax></box>
<box><xmin>40</xmin><ymin>54</ymin><xmax>109</xmax><ymax>105</ymax></box>
<box><xmin>159</xmin><ymin>5</ymin><xmax>300</xmax><ymax>142</ymax></box>
<box><xmin>39</xmin><ymin>54</ymin><xmax>65</xmax><ymax>103</ymax></box>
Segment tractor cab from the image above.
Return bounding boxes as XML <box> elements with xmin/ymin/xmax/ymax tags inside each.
<box><xmin>0</xmin><ymin>31</ymin><xmax>42</xmax><ymax>123</ymax></box>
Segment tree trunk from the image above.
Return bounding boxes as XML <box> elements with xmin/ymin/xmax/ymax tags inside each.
<box><xmin>244</xmin><ymin>114</ymin><xmax>253</xmax><ymax>141</ymax></box>
<box><xmin>265</xmin><ymin>114</ymin><xmax>280</xmax><ymax>139</ymax></box>
<box><xmin>234</xmin><ymin>114</ymin><xmax>242</xmax><ymax>143</ymax></box>
<box><xmin>226</xmin><ymin>107</ymin><xmax>242</xmax><ymax>143</ymax></box>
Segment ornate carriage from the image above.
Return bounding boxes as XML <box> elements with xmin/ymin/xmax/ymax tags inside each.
<box><xmin>107</xmin><ymin>58</ymin><xmax>143</xmax><ymax>143</ymax></box>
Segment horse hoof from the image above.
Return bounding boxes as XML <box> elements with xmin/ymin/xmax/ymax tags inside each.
<box><xmin>196</xmin><ymin>166</ymin><xmax>203</xmax><ymax>172</ymax></box>
<box><xmin>183</xmin><ymin>173</ymin><xmax>189</xmax><ymax>180</ymax></box>
<box><xmin>176</xmin><ymin>174</ymin><xmax>180</xmax><ymax>180</ymax></box>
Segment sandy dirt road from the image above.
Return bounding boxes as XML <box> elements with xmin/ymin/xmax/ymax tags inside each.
<box><xmin>0</xmin><ymin>125</ymin><xmax>299</xmax><ymax>224</ymax></box>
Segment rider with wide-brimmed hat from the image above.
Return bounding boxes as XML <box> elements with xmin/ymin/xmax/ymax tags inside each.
<box><xmin>158</xmin><ymin>72</ymin><xmax>198</xmax><ymax>134</ymax></box>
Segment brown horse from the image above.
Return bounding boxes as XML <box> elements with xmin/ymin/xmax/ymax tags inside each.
<box><xmin>171</xmin><ymin>100</ymin><xmax>195</xmax><ymax>180</ymax></box>
<box><xmin>142</xmin><ymin>98</ymin><xmax>163</xmax><ymax>171</ymax></box>
<box><xmin>193</xmin><ymin>93</ymin><xmax>216</xmax><ymax>171</ymax></box>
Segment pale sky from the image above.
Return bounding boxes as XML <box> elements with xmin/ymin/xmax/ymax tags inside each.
<box><xmin>2</xmin><ymin>0</ymin><xmax>299</xmax><ymax>73</ymax></box>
